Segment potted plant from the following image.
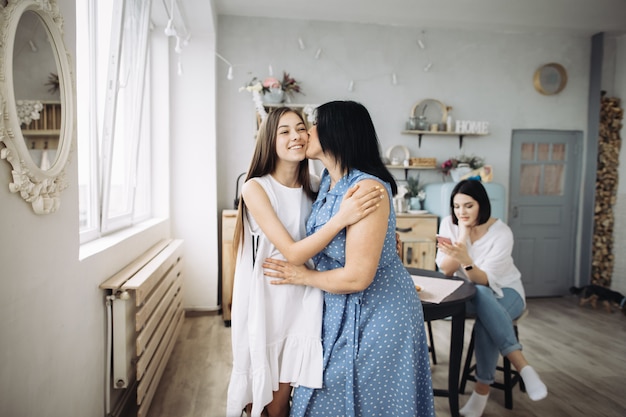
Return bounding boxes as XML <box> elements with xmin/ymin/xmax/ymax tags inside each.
<box><xmin>405</xmin><ymin>176</ymin><xmax>426</xmax><ymax>210</ymax></box>
<box><xmin>441</xmin><ymin>154</ymin><xmax>484</xmax><ymax>181</ymax></box>
<box><xmin>261</xmin><ymin>71</ymin><xmax>305</xmax><ymax>103</ymax></box>
<box><xmin>240</xmin><ymin>71</ymin><xmax>305</xmax><ymax>121</ymax></box>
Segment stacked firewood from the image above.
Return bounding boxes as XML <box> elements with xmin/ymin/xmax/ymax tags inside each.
<box><xmin>592</xmin><ymin>94</ymin><xmax>623</xmax><ymax>286</ymax></box>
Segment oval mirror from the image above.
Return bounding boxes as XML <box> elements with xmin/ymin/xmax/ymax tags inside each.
<box><xmin>14</xmin><ymin>10</ymin><xmax>61</xmax><ymax>170</ymax></box>
<box><xmin>0</xmin><ymin>0</ymin><xmax>75</xmax><ymax>214</ymax></box>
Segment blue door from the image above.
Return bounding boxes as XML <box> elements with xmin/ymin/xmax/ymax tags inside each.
<box><xmin>509</xmin><ymin>130</ymin><xmax>582</xmax><ymax>297</ymax></box>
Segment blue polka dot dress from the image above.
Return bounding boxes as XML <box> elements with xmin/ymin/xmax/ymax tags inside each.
<box><xmin>290</xmin><ymin>169</ymin><xmax>435</xmax><ymax>417</ymax></box>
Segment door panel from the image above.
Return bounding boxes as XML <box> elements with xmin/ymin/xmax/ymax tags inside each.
<box><xmin>509</xmin><ymin>130</ymin><xmax>582</xmax><ymax>297</ymax></box>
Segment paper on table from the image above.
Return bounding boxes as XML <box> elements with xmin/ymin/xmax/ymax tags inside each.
<box><xmin>411</xmin><ymin>275</ymin><xmax>464</xmax><ymax>304</ymax></box>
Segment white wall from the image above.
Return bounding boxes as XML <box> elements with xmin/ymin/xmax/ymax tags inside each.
<box><xmin>0</xmin><ymin>0</ymin><xmax>218</xmax><ymax>416</ymax></box>
<box><xmin>216</xmin><ymin>16</ymin><xmax>590</xmax><ymax>208</ymax></box>
<box><xmin>170</xmin><ymin>28</ymin><xmax>220</xmax><ymax>310</ymax></box>
<box><xmin>216</xmin><ymin>16</ymin><xmax>591</xmax><ymax>264</ymax></box>
<box><xmin>216</xmin><ymin>17</ymin><xmax>626</xmax><ymax>293</ymax></box>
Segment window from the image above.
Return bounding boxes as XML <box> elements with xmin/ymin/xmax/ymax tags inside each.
<box><xmin>77</xmin><ymin>0</ymin><xmax>154</xmax><ymax>243</ymax></box>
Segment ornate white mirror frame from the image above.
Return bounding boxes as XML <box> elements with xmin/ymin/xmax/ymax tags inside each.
<box><xmin>0</xmin><ymin>0</ymin><xmax>75</xmax><ymax>214</ymax></box>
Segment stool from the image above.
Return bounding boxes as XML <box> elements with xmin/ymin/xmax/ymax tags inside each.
<box><xmin>459</xmin><ymin>309</ymin><xmax>528</xmax><ymax>410</ymax></box>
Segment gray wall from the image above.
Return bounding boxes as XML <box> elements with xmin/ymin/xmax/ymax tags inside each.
<box><xmin>216</xmin><ymin>16</ymin><xmax>626</xmax><ymax>292</ymax></box>
<box><xmin>217</xmin><ymin>16</ymin><xmax>590</xmax><ymax>207</ymax></box>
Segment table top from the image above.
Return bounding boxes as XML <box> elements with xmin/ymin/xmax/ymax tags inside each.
<box><xmin>406</xmin><ymin>267</ymin><xmax>476</xmax><ymax>308</ymax></box>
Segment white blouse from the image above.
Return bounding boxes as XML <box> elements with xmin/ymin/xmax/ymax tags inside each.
<box><xmin>435</xmin><ymin>215</ymin><xmax>526</xmax><ymax>305</ymax></box>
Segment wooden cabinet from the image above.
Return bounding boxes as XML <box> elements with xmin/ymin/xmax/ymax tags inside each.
<box><xmin>395</xmin><ymin>214</ymin><xmax>438</xmax><ymax>270</ymax></box>
<box><xmin>221</xmin><ymin>209</ymin><xmax>237</xmax><ymax>326</ymax></box>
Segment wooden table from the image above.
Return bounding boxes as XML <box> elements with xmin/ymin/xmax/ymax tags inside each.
<box><xmin>406</xmin><ymin>267</ymin><xmax>476</xmax><ymax>417</ymax></box>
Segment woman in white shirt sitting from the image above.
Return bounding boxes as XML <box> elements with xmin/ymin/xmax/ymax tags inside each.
<box><xmin>436</xmin><ymin>179</ymin><xmax>547</xmax><ymax>417</ymax></box>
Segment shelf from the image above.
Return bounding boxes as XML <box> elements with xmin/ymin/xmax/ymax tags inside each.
<box><xmin>401</xmin><ymin>130</ymin><xmax>488</xmax><ymax>148</ymax></box>
<box><xmin>256</xmin><ymin>103</ymin><xmax>319</xmax><ymax>131</ymax></box>
<box><xmin>386</xmin><ymin>164</ymin><xmax>436</xmax><ymax>170</ymax></box>
<box><xmin>386</xmin><ymin>165</ymin><xmax>439</xmax><ymax>180</ymax></box>
<box><xmin>262</xmin><ymin>103</ymin><xmax>316</xmax><ymax>109</ymax></box>
<box><xmin>22</xmin><ymin>130</ymin><xmax>61</xmax><ymax>136</ymax></box>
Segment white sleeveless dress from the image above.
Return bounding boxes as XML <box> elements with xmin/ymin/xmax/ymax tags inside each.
<box><xmin>226</xmin><ymin>175</ymin><xmax>323</xmax><ymax>417</ymax></box>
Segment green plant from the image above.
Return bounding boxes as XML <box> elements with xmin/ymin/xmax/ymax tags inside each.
<box><xmin>277</xmin><ymin>72</ymin><xmax>304</xmax><ymax>99</ymax></box>
<box><xmin>405</xmin><ymin>175</ymin><xmax>422</xmax><ymax>198</ymax></box>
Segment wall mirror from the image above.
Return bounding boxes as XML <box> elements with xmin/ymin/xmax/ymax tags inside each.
<box><xmin>0</xmin><ymin>0</ymin><xmax>75</xmax><ymax>214</ymax></box>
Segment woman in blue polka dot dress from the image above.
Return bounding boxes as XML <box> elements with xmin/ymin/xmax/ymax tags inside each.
<box><xmin>264</xmin><ymin>101</ymin><xmax>435</xmax><ymax>417</ymax></box>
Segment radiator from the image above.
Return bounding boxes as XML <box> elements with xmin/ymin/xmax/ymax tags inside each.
<box><xmin>100</xmin><ymin>238</ymin><xmax>185</xmax><ymax>417</ymax></box>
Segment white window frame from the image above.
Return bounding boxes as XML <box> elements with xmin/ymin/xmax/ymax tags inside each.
<box><xmin>100</xmin><ymin>0</ymin><xmax>152</xmax><ymax>234</ymax></box>
<box><xmin>77</xmin><ymin>0</ymin><xmax>100</xmax><ymax>243</ymax></box>
<box><xmin>78</xmin><ymin>0</ymin><xmax>155</xmax><ymax>244</ymax></box>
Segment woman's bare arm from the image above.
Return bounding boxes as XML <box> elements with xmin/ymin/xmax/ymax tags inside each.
<box><xmin>263</xmin><ymin>179</ymin><xmax>389</xmax><ymax>293</ymax></box>
<box><xmin>243</xmin><ymin>180</ymin><xmax>383</xmax><ymax>265</ymax></box>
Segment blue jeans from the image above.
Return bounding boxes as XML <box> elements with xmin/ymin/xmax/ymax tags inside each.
<box><xmin>465</xmin><ymin>285</ymin><xmax>525</xmax><ymax>385</ymax></box>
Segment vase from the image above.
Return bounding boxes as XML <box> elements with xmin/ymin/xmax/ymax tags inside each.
<box><xmin>393</xmin><ymin>197</ymin><xmax>408</xmax><ymax>213</ymax></box>
<box><xmin>450</xmin><ymin>163</ymin><xmax>472</xmax><ymax>182</ymax></box>
<box><xmin>416</xmin><ymin>115</ymin><xmax>429</xmax><ymax>131</ymax></box>
<box><xmin>410</xmin><ymin>197</ymin><xmax>421</xmax><ymax>210</ymax></box>
<box><xmin>263</xmin><ymin>88</ymin><xmax>285</xmax><ymax>104</ymax></box>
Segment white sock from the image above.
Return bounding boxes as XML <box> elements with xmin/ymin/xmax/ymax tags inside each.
<box><xmin>460</xmin><ymin>391</ymin><xmax>489</xmax><ymax>417</ymax></box>
<box><xmin>520</xmin><ymin>365</ymin><xmax>548</xmax><ymax>401</ymax></box>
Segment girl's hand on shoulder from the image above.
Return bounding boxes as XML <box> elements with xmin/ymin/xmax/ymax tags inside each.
<box><xmin>335</xmin><ymin>183</ymin><xmax>385</xmax><ymax>226</ymax></box>
<box><xmin>263</xmin><ymin>258</ymin><xmax>311</xmax><ymax>286</ymax></box>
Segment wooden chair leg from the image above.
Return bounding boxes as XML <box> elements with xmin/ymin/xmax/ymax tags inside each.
<box><xmin>503</xmin><ymin>356</ymin><xmax>513</xmax><ymax>409</ymax></box>
<box><xmin>427</xmin><ymin>320</ymin><xmax>437</xmax><ymax>365</ymax></box>
<box><xmin>459</xmin><ymin>312</ymin><xmax>529</xmax><ymax>410</ymax></box>
<box><xmin>459</xmin><ymin>326</ymin><xmax>476</xmax><ymax>394</ymax></box>
<box><xmin>459</xmin><ymin>323</ymin><xmax>523</xmax><ymax>410</ymax></box>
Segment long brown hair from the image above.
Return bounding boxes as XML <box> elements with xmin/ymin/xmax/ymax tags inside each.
<box><xmin>232</xmin><ymin>107</ymin><xmax>317</xmax><ymax>257</ymax></box>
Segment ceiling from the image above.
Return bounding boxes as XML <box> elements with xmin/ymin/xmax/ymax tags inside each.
<box><xmin>210</xmin><ymin>0</ymin><xmax>626</xmax><ymax>36</ymax></box>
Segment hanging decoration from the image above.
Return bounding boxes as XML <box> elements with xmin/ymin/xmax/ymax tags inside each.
<box><xmin>163</xmin><ymin>0</ymin><xmax>190</xmax><ymax>75</ymax></box>
<box><xmin>239</xmin><ymin>79</ymin><xmax>266</xmax><ymax>121</ymax></box>
<box><xmin>229</xmin><ymin>30</ymin><xmax>435</xmax><ymax>101</ymax></box>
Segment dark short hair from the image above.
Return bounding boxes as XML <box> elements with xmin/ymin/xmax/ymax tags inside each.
<box><xmin>449</xmin><ymin>179</ymin><xmax>491</xmax><ymax>225</ymax></box>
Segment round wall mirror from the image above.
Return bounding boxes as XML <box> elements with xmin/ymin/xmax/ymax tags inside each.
<box><xmin>0</xmin><ymin>0</ymin><xmax>75</xmax><ymax>214</ymax></box>
<box><xmin>533</xmin><ymin>63</ymin><xmax>568</xmax><ymax>96</ymax></box>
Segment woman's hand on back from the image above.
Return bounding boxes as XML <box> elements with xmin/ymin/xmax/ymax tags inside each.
<box><xmin>264</xmin><ymin>258</ymin><xmax>312</xmax><ymax>286</ymax></box>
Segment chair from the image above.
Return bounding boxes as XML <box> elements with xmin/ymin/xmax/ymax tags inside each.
<box><xmin>426</xmin><ymin>320</ymin><xmax>437</xmax><ymax>364</ymax></box>
<box><xmin>459</xmin><ymin>309</ymin><xmax>528</xmax><ymax>409</ymax></box>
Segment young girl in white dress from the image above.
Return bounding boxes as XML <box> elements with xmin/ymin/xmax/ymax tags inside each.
<box><xmin>226</xmin><ymin>107</ymin><xmax>382</xmax><ymax>417</ymax></box>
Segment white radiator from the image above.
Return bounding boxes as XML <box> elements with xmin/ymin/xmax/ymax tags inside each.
<box><xmin>100</xmin><ymin>239</ymin><xmax>185</xmax><ymax>417</ymax></box>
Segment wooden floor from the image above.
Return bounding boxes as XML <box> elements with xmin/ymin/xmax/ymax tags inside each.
<box><xmin>146</xmin><ymin>296</ymin><xmax>626</xmax><ymax>417</ymax></box>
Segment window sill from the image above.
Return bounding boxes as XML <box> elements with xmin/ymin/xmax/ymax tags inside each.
<box><xmin>79</xmin><ymin>217</ymin><xmax>168</xmax><ymax>261</ymax></box>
